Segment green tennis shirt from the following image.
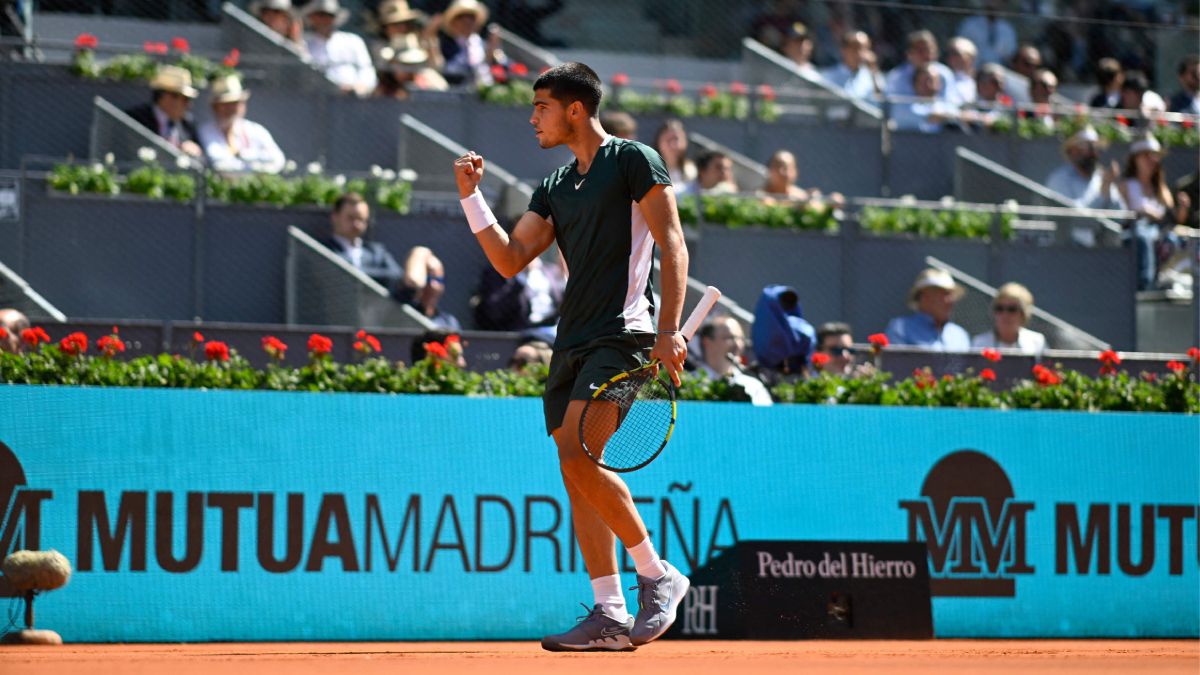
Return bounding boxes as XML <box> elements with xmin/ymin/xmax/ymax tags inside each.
<box><xmin>527</xmin><ymin>136</ymin><xmax>672</xmax><ymax>350</ymax></box>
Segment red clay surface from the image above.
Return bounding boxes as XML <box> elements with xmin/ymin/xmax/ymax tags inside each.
<box><xmin>3</xmin><ymin>640</ymin><xmax>1197</xmax><ymax>675</ymax></box>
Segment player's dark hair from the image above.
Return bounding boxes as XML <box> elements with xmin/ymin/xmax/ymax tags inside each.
<box><xmin>533</xmin><ymin>62</ymin><xmax>603</xmax><ymax>116</ymax></box>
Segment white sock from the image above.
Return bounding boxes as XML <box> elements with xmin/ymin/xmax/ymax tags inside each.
<box><xmin>626</xmin><ymin>537</ymin><xmax>668</xmax><ymax>580</ymax></box>
<box><xmin>590</xmin><ymin>574</ymin><xmax>629</xmax><ymax>622</ymax></box>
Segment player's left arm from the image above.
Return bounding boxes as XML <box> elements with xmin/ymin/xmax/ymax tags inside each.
<box><xmin>638</xmin><ymin>183</ymin><xmax>689</xmax><ymax>386</ymax></box>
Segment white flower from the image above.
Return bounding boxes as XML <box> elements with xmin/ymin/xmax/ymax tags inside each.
<box><xmin>1002</xmin><ymin>199</ymin><xmax>1020</xmax><ymax>212</ymax></box>
<box><xmin>306</xmin><ymin>161</ymin><xmax>322</xmax><ymax>175</ymax></box>
<box><xmin>381</xmin><ymin>169</ymin><xmax>397</xmax><ymax>181</ymax></box>
<box><xmin>369</xmin><ymin>165</ymin><xmax>383</xmax><ymax>178</ymax></box>
<box><xmin>176</xmin><ymin>155</ymin><xmax>192</xmax><ymax>170</ymax></box>
<box><xmin>899</xmin><ymin>194</ymin><xmax>917</xmax><ymax>205</ymax></box>
<box><xmin>397</xmin><ymin>168</ymin><xmax>417</xmax><ymax>182</ymax></box>
<box><xmin>137</xmin><ymin>147</ymin><xmax>157</xmax><ymax>163</ymax></box>
<box><xmin>939</xmin><ymin>196</ymin><xmax>955</xmax><ymax>208</ymax></box>
<box><xmin>333</xmin><ymin>174</ymin><xmax>346</xmax><ymax>187</ymax></box>
<box><xmin>103</xmin><ymin>152</ymin><xmax>115</xmax><ymax>166</ymax></box>
<box><xmin>91</xmin><ymin>162</ymin><xmax>105</xmax><ymax>173</ymax></box>
<box><xmin>283</xmin><ymin>159</ymin><xmax>297</xmax><ymax>174</ymax></box>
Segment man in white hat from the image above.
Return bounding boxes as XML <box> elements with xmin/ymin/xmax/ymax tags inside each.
<box><xmin>1045</xmin><ymin>126</ymin><xmax>1123</xmax><ymax>211</ymax></box>
<box><xmin>251</xmin><ymin>0</ymin><xmax>304</xmax><ymax>49</ymax></box>
<box><xmin>884</xmin><ymin>268</ymin><xmax>971</xmax><ymax>351</ymax></box>
<box><xmin>197</xmin><ymin>75</ymin><xmax>286</xmax><ymax>174</ymax></box>
<box><xmin>436</xmin><ymin>0</ymin><xmax>505</xmax><ymax>87</ymax></box>
<box><xmin>124</xmin><ymin>65</ymin><xmax>203</xmax><ymax>158</ymax></box>
<box><xmin>302</xmin><ymin>0</ymin><xmax>376</xmax><ymax>96</ymax></box>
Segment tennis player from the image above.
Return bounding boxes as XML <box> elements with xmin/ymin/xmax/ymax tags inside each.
<box><xmin>453</xmin><ymin>62</ymin><xmax>690</xmax><ymax>652</ymax></box>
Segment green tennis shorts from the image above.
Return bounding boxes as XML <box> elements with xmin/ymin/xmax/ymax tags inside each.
<box><xmin>543</xmin><ymin>332</ymin><xmax>655</xmax><ymax>435</ymax></box>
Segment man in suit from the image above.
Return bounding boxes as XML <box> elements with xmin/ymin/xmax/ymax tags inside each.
<box><xmin>124</xmin><ymin>65</ymin><xmax>204</xmax><ymax>159</ymax></box>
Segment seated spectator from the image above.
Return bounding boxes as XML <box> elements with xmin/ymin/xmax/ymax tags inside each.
<box><xmin>885</xmin><ymin>268</ymin><xmax>971</xmax><ymax>351</ymax></box>
<box><xmin>250</xmin><ymin>0</ymin><xmax>304</xmax><ymax>49</ymax></box>
<box><xmin>1117</xmin><ymin>134</ymin><xmax>1192</xmax><ymax>290</ymax></box>
<box><xmin>1045</xmin><ymin>126</ymin><xmax>1123</xmax><ymax>210</ymax></box>
<box><xmin>319</xmin><ymin>192</ymin><xmax>404</xmax><ymax>288</ymax></box>
<box><xmin>698</xmin><ymin>317</ymin><xmax>773</xmax><ymax>406</ymax></box>
<box><xmin>780</xmin><ymin>22</ymin><xmax>820</xmax><ymax>81</ymax></box>
<box><xmin>689</xmin><ymin>151</ymin><xmax>738</xmax><ymax>195</ymax></box>
<box><xmin>1028</xmin><ymin>69</ymin><xmax>1058</xmax><ymax>127</ymax></box>
<box><xmin>885</xmin><ymin>30</ymin><xmax>959</xmax><ymax>104</ymax></box>
<box><xmin>600</xmin><ymin>110</ymin><xmax>638</xmax><ymax>140</ymax></box>
<box><xmin>473</xmin><ymin>254</ymin><xmax>563</xmax><ymax>338</ymax></box>
<box><xmin>198</xmin><ymin>76</ymin><xmax>286</xmax><ymax>174</ymax></box>
<box><xmin>891</xmin><ymin>63</ymin><xmax>959</xmax><ymax>134</ymax></box>
<box><xmin>124</xmin><ymin>66</ymin><xmax>203</xmax><ymax>158</ymax></box>
<box><xmin>508</xmin><ymin>337</ymin><xmax>552</xmax><ymax>373</ymax></box>
<box><xmin>302</xmin><ymin>0</ymin><xmax>376</xmax><ymax>97</ymax></box>
<box><xmin>374</xmin><ymin>33</ymin><xmax>449</xmax><ymax>99</ymax></box>
<box><xmin>971</xmin><ymin>282</ymin><xmax>1046</xmax><ymax>354</ymax></box>
<box><xmin>955</xmin><ymin>0</ymin><xmax>1017</xmax><ymax>67</ymax></box>
<box><xmin>1088</xmin><ymin>57</ymin><xmax>1123</xmax><ymax>109</ymax></box>
<box><xmin>819</xmin><ymin>30</ymin><xmax>882</xmax><ymax>100</ymax></box>
<box><xmin>398</xmin><ymin>246</ymin><xmax>462</xmax><ymax>331</ymax></box>
<box><xmin>751</xmin><ymin>284</ymin><xmax>815</xmax><ymax>378</ymax></box>
<box><xmin>750</xmin><ymin>0</ymin><xmax>802</xmax><ymax>52</ymax></box>
<box><xmin>410</xmin><ymin>329</ymin><xmax>466</xmax><ymax>368</ymax></box>
<box><xmin>1120</xmin><ymin>70</ymin><xmax>1166</xmax><ymax>120</ymax></box>
<box><xmin>372</xmin><ymin>0</ymin><xmax>440</xmax><ymax>66</ymax></box>
<box><xmin>653</xmin><ymin>119</ymin><xmax>696</xmax><ymax>190</ymax></box>
<box><xmin>0</xmin><ymin>308</ymin><xmax>29</xmax><ymax>354</ymax></box>
<box><xmin>973</xmin><ymin>63</ymin><xmax>1008</xmax><ymax>110</ymax></box>
<box><xmin>814</xmin><ymin>322</ymin><xmax>874</xmax><ymax>377</ymax></box>
<box><xmin>1168</xmin><ymin>55</ymin><xmax>1199</xmax><ymax>115</ymax></box>
<box><xmin>759</xmin><ymin>150</ymin><xmax>845</xmax><ymax>208</ymax></box>
<box><xmin>437</xmin><ymin>0</ymin><xmax>506</xmax><ymax>87</ymax></box>
<box><xmin>945</xmin><ymin>37</ymin><xmax>977</xmax><ymax>104</ymax></box>
<box><xmin>1010</xmin><ymin>44</ymin><xmax>1042</xmax><ymax>81</ymax></box>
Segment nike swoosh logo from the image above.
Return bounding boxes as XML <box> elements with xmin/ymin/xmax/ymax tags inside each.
<box><xmin>589</xmin><ymin>383</ymin><xmax>600</xmax><ymax>390</ymax></box>
<box><xmin>600</xmin><ymin>626</ymin><xmax>626</xmax><ymax>637</ymax></box>
<box><xmin>574</xmin><ymin>179</ymin><xmax>585</xmax><ymax>190</ymax></box>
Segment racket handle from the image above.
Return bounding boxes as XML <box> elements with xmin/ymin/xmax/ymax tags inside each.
<box><xmin>680</xmin><ymin>286</ymin><xmax>722</xmax><ymax>341</ymax></box>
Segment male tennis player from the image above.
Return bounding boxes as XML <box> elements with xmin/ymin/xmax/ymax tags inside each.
<box><xmin>453</xmin><ymin>62</ymin><xmax>690</xmax><ymax>652</ymax></box>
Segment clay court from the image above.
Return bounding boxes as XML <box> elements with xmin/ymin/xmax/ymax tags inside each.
<box><xmin>3</xmin><ymin>640</ymin><xmax>1197</xmax><ymax>674</ymax></box>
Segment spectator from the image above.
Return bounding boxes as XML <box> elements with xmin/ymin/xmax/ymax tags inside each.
<box><xmin>780</xmin><ymin>22</ymin><xmax>820</xmax><ymax>80</ymax></box>
<box><xmin>374</xmin><ymin>33</ymin><xmax>449</xmax><ymax>98</ymax></box>
<box><xmin>955</xmin><ymin>0</ymin><xmax>1017</xmax><ymax>67</ymax></box>
<box><xmin>508</xmin><ymin>337</ymin><xmax>552</xmax><ymax>373</ymax></box>
<box><xmin>1088</xmin><ymin>57</ymin><xmax>1123</xmax><ymax>108</ymax></box>
<box><xmin>891</xmin><ymin>63</ymin><xmax>959</xmax><ymax>134</ymax></box>
<box><xmin>814</xmin><ymin>321</ymin><xmax>873</xmax><ymax>377</ymax></box>
<box><xmin>975</xmin><ymin>63</ymin><xmax>1007</xmax><ymax>106</ymax></box>
<box><xmin>1030</xmin><ymin>69</ymin><xmax>1057</xmax><ymax>106</ymax></box>
<box><xmin>751</xmin><ymin>285</ymin><xmax>815</xmax><ymax>377</ymax></box>
<box><xmin>653</xmin><ymin>119</ymin><xmax>695</xmax><ymax>190</ymax></box>
<box><xmin>0</xmin><ymin>308</ymin><xmax>29</xmax><ymax>354</ymax></box>
<box><xmin>124</xmin><ymin>66</ymin><xmax>203</xmax><ymax>159</ymax></box>
<box><xmin>819</xmin><ymin>30</ymin><xmax>882</xmax><ymax>99</ymax></box>
<box><xmin>970</xmin><ymin>283</ymin><xmax>1046</xmax><ymax>354</ymax></box>
<box><xmin>759</xmin><ymin>149</ymin><xmax>845</xmax><ymax>208</ymax></box>
<box><xmin>1168</xmin><ymin>55</ymin><xmax>1199</xmax><ymax>115</ymax></box>
<box><xmin>698</xmin><ymin>317</ymin><xmax>773</xmax><ymax>406</ymax></box>
<box><xmin>1010</xmin><ymin>44</ymin><xmax>1042</xmax><ymax>81</ymax></box>
<box><xmin>600</xmin><ymin>110</ymin><xmax>637</xmax><ymax>140</ymax></box>
<box><xmin>885</xmin><ymin>30</ymin><xmax>958</xmax><ymax>103</ymax></box>
<box><xmin>320</xmin><ymin>192</ymin><xmax>405</xmax><ymax>288</ymax></box>
<box><xmin>250</xmin><ymin>0</ymin><xmax>304</xmax><ymax>49</ymax></box>
<box><xmin>410</xmin><ymin>329</ymin><xmax>466</xmax><ymax>368</ymax></box>
<box><xmin>1117</xmin><ymin>134</ymin><xmax>1191</xmax><ymax>290</ymax></box>
<box><xmin>473</xmin><ymin>254</ymin><xmax>564</xmax><ymax>338</ymax></box>
<box><xmin>750</xmin><ymin>0</ymin><xmax>803</xmax><ymax>52</ymax></box>
<box><xmin>1045</xmin><ymin>126</ymin><xmax>1123</xmax><ymax>210</ymax></box>
<box><xmin>885</xmin><ymin>268</ymin><xmax>971</xmax><ymax>351</ymax></box>
<box><xmin>945</xmin><ymin>36</ymin><xmax>977</xmax><ymax>104</ymax></box>
<box><xmin>302</xmin><ymin>0</ymin><xmax>376</xmax><ymax>97</ymax></box>
<box><xmin>371</xmin><ymin>0</ymin><xmax>443</xmax><ymax>72</ymax></box>
<box><xmin>436</xmin><ymin>0</ymin><xmax>506</xmax><ymax>87</ymax></box>
<box><xmin>1120</xmin><ymin>70</ymin><xmax>1166</xmax><ymax>119</ymax></box>
<box><xmin>690</xmin><ymin>151</ymin><xmax>738</xmax><ymax>195</ymax></box>
<box><xmin>198</xmin><ymin>75</ymin><xmax>287</xmax><ymax>174</ymax></box>
<box><xmin>399</xmin><ymin>245</ymin><xmax>462</xmax><ymax>331</ymax></box>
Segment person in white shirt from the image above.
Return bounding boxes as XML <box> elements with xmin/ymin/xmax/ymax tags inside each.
<box><xmin>698</xmin><ymin>317</ymin><xmax>773</xmax><ymax>406</ymax></box>
<box><xmin>302</xmin><ymin>0</ymin><xmax>376</xmax><ymax>96</ymax></box>
<box><xmin>198</xmin><ymin>75</ymin><xmax>286</xmax><ymax>174</ymax></box>
<box><xmin>891</xmin><ymin>64</ymin><xmax>960</xmax><ymax>134</ymax></box>
<box><xmin>955</xmin><ymin>0</ymin><xmax>1017</xmax><ymax>67</ymax></box>
<box><xmin>971</xmin><ymin>282</ymin><xmax>1047</xmax><ymax>354</ymax></box>
<box><xmin>1045</xmin><ymin>126</ymin><xmax>1123</xmax><ymax>210</ymax></box>
<box><xmin>780</xmin><ymin>22</ymin><xmax>821</xmax><ymax>81</ymax></box>
<box><xmin>945</xmin><ymin>37</ymin><xmax>978</xmax><ymax>105</ymax></box>
<box><xmin>819</xmin><ymin>30</ymin><xmax>882</xmax><ymax>100</ymax></box>
<box><xmin>885</xmin><ymin>30</ymin><xmax>960</xmax><ymax>104</ymax></box>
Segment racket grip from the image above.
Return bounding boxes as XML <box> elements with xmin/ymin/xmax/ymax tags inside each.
<box><xmin>680</xmin><ymin>286</ymin><xmax>722</xmax><ymax>341</ymax></box>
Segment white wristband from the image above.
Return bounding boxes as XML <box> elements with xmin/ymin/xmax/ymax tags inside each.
<box><xmin>460</xmin><ymin>190</ymin><xmax>497</xmax><ymax>234</ymax></box>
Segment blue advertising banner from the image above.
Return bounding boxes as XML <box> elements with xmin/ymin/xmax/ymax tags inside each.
<box><xmin>0</xmin><ymin>386</ymin><xmax>1196</xmax><ymax>641</ymax></box>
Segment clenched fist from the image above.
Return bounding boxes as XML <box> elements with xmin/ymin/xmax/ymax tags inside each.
<box><xmin>454</xmin><ymin>151</ymin><xmax>485</xmax><ymax>198</ymax></box>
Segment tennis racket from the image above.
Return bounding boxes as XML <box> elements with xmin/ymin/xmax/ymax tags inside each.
<box><xmin>578</xmin><ymin>286</ymin><xmax>722</xmax><ymax>473</ymax></box>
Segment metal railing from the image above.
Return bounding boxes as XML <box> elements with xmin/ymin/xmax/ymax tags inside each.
<box><xmin>90</xmin><ymin>95</ymin><xmax>200</xmax><ymax>169</ymax></box>
<box><xmin>0</xmin><ymin>260</ymin><xmax>66</xmax><ymax>322</ymax></box>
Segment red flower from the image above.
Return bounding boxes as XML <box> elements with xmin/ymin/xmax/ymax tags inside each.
<box><xmin>59</xmin><ymin>332</ymin><xmax>88</xmax><ymax>356</ymax></box>
<box><xmin>1017</xmin><ymin>108</ymin><xmax>1028</xmax><ymax>119</ymax></box>
<box><xmin>611</xmin><ymin>72</ymin><xmax>630</xmax><ymax>87</ymax></box>
<box><xmin>979</xmin><ymin>368</ymin><xmax>997</xmax><ymax>382</ymax></box>
<box><xmin>171</xmin><ymin>37</ymin><xmax>190</xmax><ymax>53</ymax></box>
<box><xmin>97</xmin><ymin>334</ymin><xmax>126</xmax><ymax>357</ymax></box>
<box><xmin>143</xmin><ymin>41</ymin><xmax>168</xmax><ymax>55</ymax></box>
<box><xmin>811</xmin><ymin>352</ymin><xmax>830</xmax><ymax>370</ymax></box>
<box><xmin>665</xmin><ymin>79</ymin><xmax>682</xmax><ymax>95</ymax></box>
<box><xmin>868</xmin><ymin>333</ymin><xmax>889</xmax><ymax>348</ymax></box>
<box><xmin>700</xmin><ymin>84</ymin><xmax>718</xmax><ymax>99</ymax></box>
<box><xmin>1032</xmin><ymin>364</ymin><xmax>1060</xmax><ymax>386</ymax></box>
<box><xmin>20</xmin><ymin>327</ymin><xmax>50</xmax><ymax>348</ymax></box>
<box><xmin>222</xmin><ymin>48</ymin><xmax>240</xmax><ymax>68</ymax></box>
<box><xmin>354</xmin><ymin>330</ymin><xmax>382</xmax><ymax>355</ymax></box>
<box><xmin>262</xmin><ymin>335</ymin><xmax>288</xmax><ymax>359</ymax></box>
<box><xmin>981</xmin><ymin>348</ymin><xmax>1002</xmax><ymax>363</ymax></box>
<box><xmin>1157</xmin><ymin>117</ymin><xmax>1170</xmax><ymax>127</ymax></box>
<box><xmin>1183</xmin><ymin>118</ymin><xmax>1195</xmax><ymax>129</ymax></box>
<box><xmin>510</xmin><ymin>62</ymin><xmax>528</xmax><ymax>77</ymax></box>
<box><xmin>193</xmin><ymin>331</ymin><xmax>205</xmax><ymax>343</ymax></box>
<box><xmin>1188</xmin><ymin>347</ymin><xmax>1200</xmax><ymax>361</ymax></box>
<box><xmin>757</xmin><ymin>84</ymin><xmax>776</xmax><ymax>101</ymax></box>
<box><xmin>912</xmin><ymin>369</ymin><xmax>936</xmax><ymax>389</ymax></box>
<box><xmin>307</xmin><ymin>333</ymin><xmax>333</xmax><ymax>355</ymax></box>
<box><xmin>490</xmin><ymin>63</ymin><xmax>508</xmax><ymax>82</ymax></box>
<box><xmin>1115</xmin><ymin>114</ymin><xmax>1130</xmax><ymax>127</ymax></box>
<box><xmin>1099</xmin><ymin>349</ymin><xmax>1121</xmax><ymax>366</ymax></box>
<box><xmin>204</xmin><ymin>340</ymin><xmax>230</xmax><ymax>362</ymax></box>
<box><xmin>730</xmin><ymin>81</ymin><xmax>748</xmax><ymax>96</ymax></box>
<box><xmin>1035</xmin><ymin>103</ymin><xmax>1051</xmax><ymax>117</ymax></box>
<box><xmin>424</xmin><ymin>341</ymin><xmax>450</xmax><ymax>360</ymax></box>
<box><xmin>997</xmin><ymin>93</ymin><xmax>1013</xmax><ymax>107</ymax></box>
<box><xmin>444</xmin><ymin>334</ymin><xmax>461</xmax><ymax>346</ymax></box>
<box><xmin>0</xmin><ymin>327</ymin><xmax>6</xmax><ymax>341</ymax></box>
<box><xmin>1166</xmin><ymin>360</ymin><xmax>1186</xmax><ymax>373</ymax></box>
<box><xmin>74</xmin><ymin>33</ymin><xmax>98</xmax><ymax>50</ymax></box>
<box><xmin>1141</xmin><ymin>372</ymin><xmax>1158</xmax><ymax>383</ymax></box>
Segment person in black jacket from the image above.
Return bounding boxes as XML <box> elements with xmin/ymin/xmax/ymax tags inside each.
<box><xmin>123</xmin><ymin>65</ymin><xmax>203</xmax><ymax>159</ymax></box>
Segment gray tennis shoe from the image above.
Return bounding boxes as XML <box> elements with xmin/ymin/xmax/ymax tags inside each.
<box><xmin>630</xmin><ymin>561</ymin><xmax>690</xmax><ymax>645</ymax></box>
<box><xmin>541</xmin><ymin>604</ymin><xmax>636</xmax><ymax>652</ymax></box>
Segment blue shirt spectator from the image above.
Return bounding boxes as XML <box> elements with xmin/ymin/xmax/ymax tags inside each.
<box><xmin>885</xmin><ymin>30</ymin><xmax>961</xmax><ymax>104</ymax></box>
<box><xmin>819</xmin><ymin>30</ymin><xmax>881</xmax><ymax>100</ymax></box>
<box><xmin>885</xmin><ymin>268</ymin><xmax>971</xmax><ymax>351</ymax></box>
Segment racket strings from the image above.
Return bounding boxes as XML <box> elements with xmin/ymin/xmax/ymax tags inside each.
<box><xmin>580</xmin><ymin>370</ymin><xmax>675</xmax><ymax>471</ymax></box>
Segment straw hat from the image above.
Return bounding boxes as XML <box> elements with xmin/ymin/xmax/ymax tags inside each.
<box><xmin>907</xmin><ymin>268</ymin><xmax>964</xmax><ymax>308</ymax></box>
<box><xmin>1129</xmin><ymin>133</ymin><xmax>1163</xmax><ymax>157</ymax></box>
<box><xmin>444</xmin><ymin>0</ymin><xmax>488</xmax><ymax>26</ymax></box>
<box><xmin>249</xmin><ymin>0</ymin><xmax>293</xmax><ymax>16</ymax></box>
<box><xmin>378</xmin><ymin>0</ymin><xmax>423</xmax><ymax>26</ymax></box>
<box><xmin>209</xmin><ymin>75</ymin><xmax>251</xmax><ymax>104</ymax></box>
<box><xmin>149</xmin><ymin>65</ymin><xmax>198</xmax><ymax>98</ymax></box>
<box><xmin>1060</xmin><ymin>125</ymin><xmax>1103</xmax><ymax>153</ymax></box>
<box><xmin>301</xmin><ymin>0</ymin><xmax>349</xmax><ymax>27</ymax></box>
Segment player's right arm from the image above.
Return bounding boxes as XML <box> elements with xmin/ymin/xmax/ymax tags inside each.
<box><xmin>454</xmin><ymin>151</ymin><xmax>555</xmax><ymax>278</ymax></box>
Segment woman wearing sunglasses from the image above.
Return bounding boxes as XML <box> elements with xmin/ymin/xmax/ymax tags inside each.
<box><xmin>971</xmin><ymin>282</ymin><xmax>1047</xmax><ymax>354</ymax></box>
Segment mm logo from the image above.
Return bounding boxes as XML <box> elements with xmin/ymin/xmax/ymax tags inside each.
<box><xmin>899</xmin><ymin>450</ymin><xmax>1034</xmax><ymax>597</ymax></box>
<box><xmin>0</xmin><ymin>441</ymin><xmax>53</xmax><ymax>593</ymax></box>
